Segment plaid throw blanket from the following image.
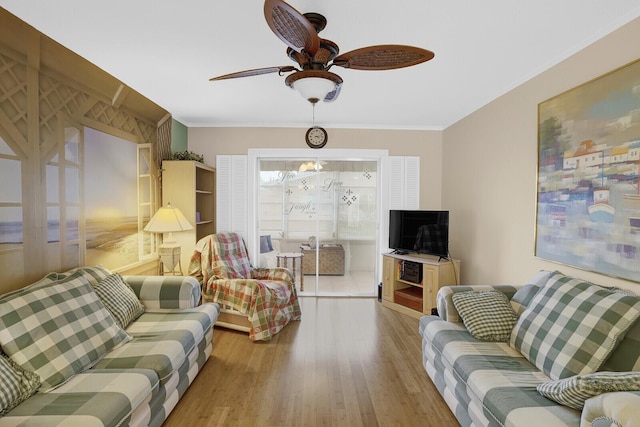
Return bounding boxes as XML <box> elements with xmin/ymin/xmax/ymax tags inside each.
<box><xmin>189</xmin><ymin>233</ymin><xmax>301</xmax><ymax>341</ymax></box>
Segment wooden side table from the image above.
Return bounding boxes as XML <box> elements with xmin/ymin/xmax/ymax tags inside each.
<box><xmin>276</xmin><ymin>252</ymin><xmax>304</xmax><ymax>291</ymax></box>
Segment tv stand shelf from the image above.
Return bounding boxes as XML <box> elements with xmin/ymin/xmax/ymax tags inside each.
<box><xmin>381</xmin><ymin>253</ymin><xmax>460</xmax><ymax>319</ymax></box>
<box><xmin>397</xmin><ymin>278</ymin><xmax>423</xmax><ymax>288</ymax></box>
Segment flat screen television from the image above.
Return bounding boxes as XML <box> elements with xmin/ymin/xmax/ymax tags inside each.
<box><xmin>389</xmin><ymin>210</ymin><xmax>449</xmax><ymax>259</ymax></box>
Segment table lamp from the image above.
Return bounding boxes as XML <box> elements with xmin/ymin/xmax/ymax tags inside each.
<box><xmin>143</xmin><ymin>203</ymin><xmax>193</xmax><ymax>274</ymax></box>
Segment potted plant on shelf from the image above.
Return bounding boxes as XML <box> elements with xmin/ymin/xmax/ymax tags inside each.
<box><xmin>171</xmin><ymin>151</ymin><xmax>204</xmax><ymax>163</ymax></box>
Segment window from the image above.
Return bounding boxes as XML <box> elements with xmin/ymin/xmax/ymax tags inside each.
<box><xmin>0</xmin><ymin>136</ymin><xmax>22</xmax><ymax>249</ymax></box>
<box><xmin>82</xmin><ymin>127</ymin><xmax>154</xmax><ymax>270</ymax></box>
<box><xmin>46</xmin><ymin>124</ymin><xmax>82</xmax><ymax>270</ymax></box>
<box><xmin>258</xmin><ymin>160</ymin><xmax>377</xmax><ymax>241</ymax></box>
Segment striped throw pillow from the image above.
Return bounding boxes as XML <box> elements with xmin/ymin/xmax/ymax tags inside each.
<box><xmin>537</xmin><ymin>371</ymin><xmax>640</xmax><ymax>410</ymax></box>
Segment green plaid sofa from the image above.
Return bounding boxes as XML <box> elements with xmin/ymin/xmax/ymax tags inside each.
<box><xmin>0</xmin><ymin>266</ymin><xmax>220</xmax><ymax>427</ymax></box>
<box><xmin>420</xmin><ymin>270</ymin><xmax>640</xmax><ymax>427</ymax></box>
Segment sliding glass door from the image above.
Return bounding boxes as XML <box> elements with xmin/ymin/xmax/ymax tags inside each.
<box><xmin>257</xmin><ymin>157</ymin><xmax>378</xmax><ymax>296</ymax></box>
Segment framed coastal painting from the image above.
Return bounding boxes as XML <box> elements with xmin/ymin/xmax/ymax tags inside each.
<box><xmin>536</xmin><ymin>58</ymin><xmax>640</xmax><ymax>283</ymax></box>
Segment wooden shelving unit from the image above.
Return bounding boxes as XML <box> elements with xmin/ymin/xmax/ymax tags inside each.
<box><xmin>162</xmin><ymin>160</ymin><xmax>216</xmax><ymax>272</ymax></box>
<box><xmin>381</xmin><ymin>253</ymin><xmax>460</xmax><ymax>318</ymax></box>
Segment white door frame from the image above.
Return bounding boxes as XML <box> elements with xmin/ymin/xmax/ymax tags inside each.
<box><xmin>247</xmin><ymin>148</ymin><xmax>390</xmax><ymax>292</ymax></box>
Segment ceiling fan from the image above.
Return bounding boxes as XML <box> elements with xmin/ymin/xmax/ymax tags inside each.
<box><xmin>210</xmin><ymin>0</ymin><xmax>435</xmax><ymax>104</ymax></box>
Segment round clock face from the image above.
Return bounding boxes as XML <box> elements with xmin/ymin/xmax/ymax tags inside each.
<box><xmin>305</xmin><ymin>126</ymin><xmax>328</xmax><ymax>149</ymax></box>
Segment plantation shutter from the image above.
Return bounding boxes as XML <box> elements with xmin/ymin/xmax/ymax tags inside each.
<box><xmin>216</xmin><ymin>155</ymin><xmax>248</xmax><ymax>238</ymax></box>
<box><xmin>388</xmin><ymin>156</ymin><xmax>420</xmax><ymax>209</ymax></box>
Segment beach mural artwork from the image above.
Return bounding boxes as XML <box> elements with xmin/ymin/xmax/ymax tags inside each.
<box><xmin>0</xmin><ymin>128</ymin><xmax>144</xmax><ymax>271</ymax></box>
<box><xmin>536</xmin><ymin>58</ymin><xmax>640</xmax><ymax>282</ymax></box>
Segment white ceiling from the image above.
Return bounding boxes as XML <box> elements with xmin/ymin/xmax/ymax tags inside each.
<box><xmin>2</xmin><ymin>0</ymin><xmax>640</xmax><ymax>130</ymax></box>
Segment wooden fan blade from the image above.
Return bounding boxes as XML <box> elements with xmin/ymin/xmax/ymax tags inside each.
<box><xmin>333</xmin><ymin>45</ymin><xmax>434</xmax><ymax>70</ymax></box>
<box><xmin>324</xmin><ymin>82</ymin><xmax>342</xmax><ymax>102</ymax></box>
<box><xmin>209</xmin><ymin>66</ymin><xmax>296</xmax><ymax>81</ymax></box>
<box><xmin>264</xmin><ymin>0</ymin><xmax>320</xmax><ymax>54</ymax></box>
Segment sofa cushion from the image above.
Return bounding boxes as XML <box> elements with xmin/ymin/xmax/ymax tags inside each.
<box><xmin>0</xmin><ymin>270</ymin><xmax>131</xmax><ymax>391</ymax></box>
<box><xmin>0</xmin><ymin>354</ymin><xmax>41</xmax><ymax>416</ymax></box>
<box><xmin>510</xmin><ymin>272</ymin><xmax>640</xmax><ymax>380</ymax></box>
<box><xmin>0</xmin><ymin>369</ymin><xmax>158</xmax><ymax>427</ymax></box>
<box><xmin>419</xmin><ymin>316</ymin><xmax>581</xmax><ymax>426</ymax></box>
<box><xmin>602</xmin><ymin>319</ymin><xmax>640</xmax><ymax>371</ymax></box>
<box><xmin>259</xmin><ymin>235</ymin><xmax>274</xmax><ymax>253</ymax></box>
<box><xmin>123</xmin><ymin>275</ymin><xmax>202</xmax><ymax>309</ymax></box>
<box><xmin>94</xmin><ymin>273</ymin><xmax>145</xmax><ymax>329</ymax></box>
<box><xmin>58</xmin><ymin>264</ymin><xmax>112</xmax><ymax>286</ymax></box>
<box><xmin>600</xmin><ymin>288</ymin><xmax>640</xmax><ymax>372</ymax></box>
<box><xmin>537</xmin><ymin>371</ymin><xmax>640</xmax><ymax>410</ymax></box>
<box><xmin>510</xmin><ymin>284</ymin><xmax>540</xmax><ymax>316</ymax></box>
<box><xmin>510</xmin><ymin>270</ymin><xmax>556</xmax><ymax>316</ymax></box>
<box><xmin>452</xmin><ymin>290</ymin><xmax>518</xmax><ymax>342</ymax></box>
<box><xmin>93</xmin><ymin>305</ymin><xmax>217</xmax><ymax>384</ymax></box>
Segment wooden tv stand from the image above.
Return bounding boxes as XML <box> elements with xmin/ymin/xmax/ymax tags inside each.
<box><xmin>381</xmin><ymin>253</ymin><xmax>460</xmax><ymax>318</ymax></box>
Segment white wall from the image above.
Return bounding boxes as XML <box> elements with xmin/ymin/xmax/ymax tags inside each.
<box><xmin>442</xmin><ymin>16</ymin><xmax>640</xmax><ymax>291</ymax></box>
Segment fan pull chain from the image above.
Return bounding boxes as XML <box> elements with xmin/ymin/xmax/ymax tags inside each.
<box><xmin>312</xmin><ymin>103</ymin><xmax>316</xmax><ymax>127</ymax></box>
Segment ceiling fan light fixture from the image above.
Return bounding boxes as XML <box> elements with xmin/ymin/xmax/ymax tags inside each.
<box><xmin>285</xmin><ymin>70</ymin><xmax>343</xmax><ymax>104</ymax></box>
<box><xmin>299</xmin><ymin>161</ymin><xmax>323</xmax><ymax>171</ymax></box>
<box><xmin>292</xmin><ymin>77</ymin><xmax>335</xmax><ymax>104</ymax></box>
<box><xmin>211</xmin><ymin>1</ymin><xmax>435</xmax><ymax>106</ymax></box>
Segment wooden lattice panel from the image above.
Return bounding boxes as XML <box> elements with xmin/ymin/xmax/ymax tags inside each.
<box><xmin>86</xmin><ymin>100</ymin><xmax>140</xmax><ymax>135</ymax></box>
<box><xmin>39</xmin><ymin>74</ymin><xmax>89</xmax><ymax>146</ymax></box>
<box><xmin>135</xmin><ymin>117</ymin><xmax>156</xmax><ymax>145</ymax></box>
<box><xmin>0</xmin><ymin>53</ymin><xmax>28</xmax><ymax>142</ymax></box>
<box><xmin>156</xmin><ymin>118</ymin><xmax>171</xmax><ymax>168</ymax></box>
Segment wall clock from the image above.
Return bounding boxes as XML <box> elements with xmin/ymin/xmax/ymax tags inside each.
<box><xmin>305</xmin><ymin>126</ymin><xmax>328</xmax><ymax>149</ymax></box>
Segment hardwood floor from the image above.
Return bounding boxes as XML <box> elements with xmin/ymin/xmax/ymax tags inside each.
<box><xmin>164</xmin><ymin>297</ymin><xmax>459</xmax><ymax>427</ymax></box>
<box><xmin>299</xmin><ymin>270</ymin><xmax>376</xmax><ymax>295</ymax></box>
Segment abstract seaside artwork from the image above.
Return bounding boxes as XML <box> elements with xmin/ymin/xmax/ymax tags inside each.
<box><xmin>536</xmin><ymin>58</ymin><xmax>640</xmax><ymax>282</ymax></box>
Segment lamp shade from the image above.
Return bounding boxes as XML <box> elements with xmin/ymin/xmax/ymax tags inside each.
<box><xmin>292</xmin><ymin>77</ymin><xmax>336</xmax><ymax>104</ymax></box>
<box><xmin>285</xmin><ymin>70</ymin><xmax>343</xmax><ymax>104</ymax></box>
<box><xmin>143</xmin><ymin>204</ymin><xmax>193</xmax><ymax>234</ymax></box>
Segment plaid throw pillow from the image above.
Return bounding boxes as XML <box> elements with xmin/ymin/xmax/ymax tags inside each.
<box><xmin>58</xmin><ymin>264</ymin><xmax>111</xmax><ymax>286</ymax></box>
<box><xmin>93</xmin><ymin>273</ymin><xmax>145</xmax><ymax>329</ymax></box>
<box><xmin>0</xmin><ymin>270</ymin><xmax>131</xmax><ymax>392</ymax></box>
<box><xmin>537</xmin><ymin>371</ymin><xmax>640</xmax><ymax>410</ymax></box>
<box><xmin>510</xmin><ymin>272</ymin><xmax>640</xmax><ymax>380</ymax></box>
<box><xmin>0</xmin><ymin>354</ymin><xmax>41</xmax><ymax>416</ymax></box>
<box><xmin>452</xmin><ymin>290</ymin><xmax>518</xmax><ymax>342</ymax></box>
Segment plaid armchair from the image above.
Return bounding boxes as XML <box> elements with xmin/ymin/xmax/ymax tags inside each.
<box><xmin>189</xmin><ymin>232</ymin><xmax>301</xmax><ymax>341</ymax></box>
